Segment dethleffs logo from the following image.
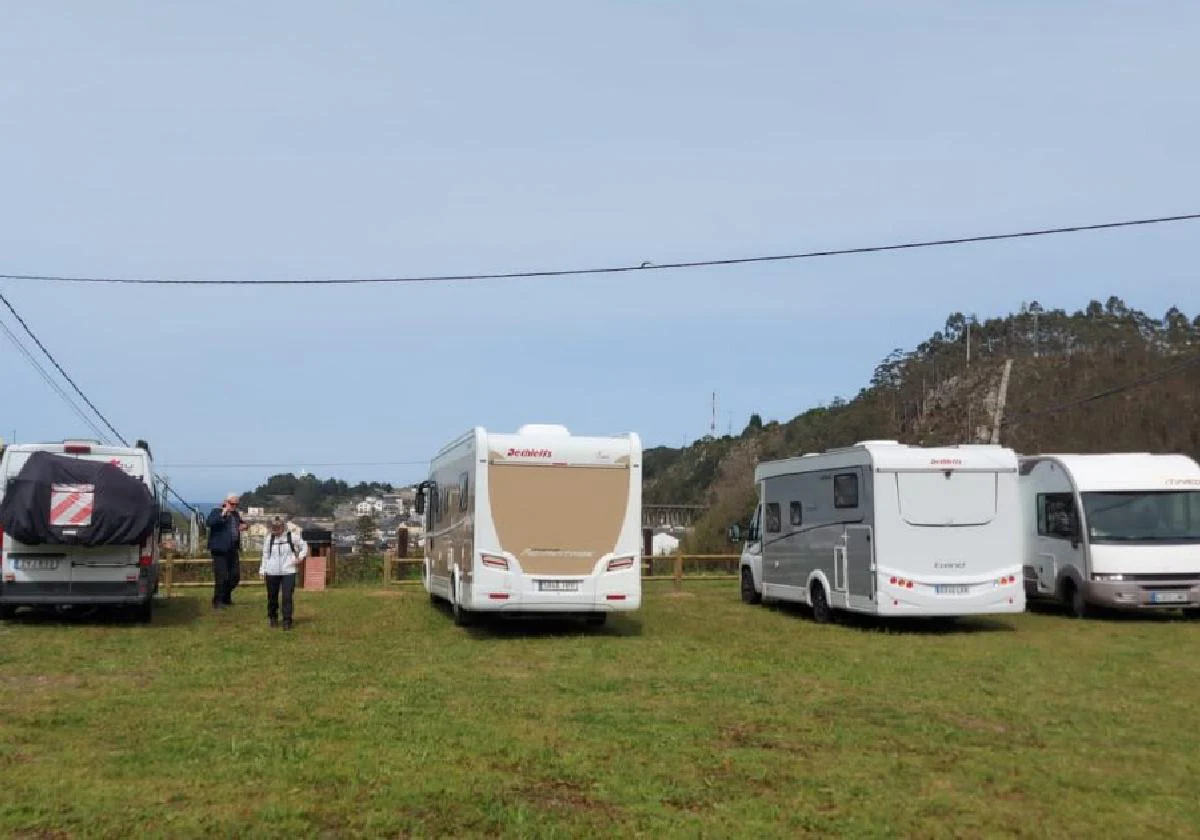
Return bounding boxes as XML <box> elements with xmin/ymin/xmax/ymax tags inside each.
<box><xmin>507</xmin><ymin>447</ymin><xmax>552</xmax><ymax>458</ymax></box>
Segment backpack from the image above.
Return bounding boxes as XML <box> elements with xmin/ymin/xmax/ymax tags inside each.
<box><xmin>268</xmin><ymin>531</ymin><xmax>297</xmax><ymax>557</ymax></box>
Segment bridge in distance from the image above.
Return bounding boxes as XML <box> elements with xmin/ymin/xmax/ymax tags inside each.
<box><xmin>642</xmin><ymin>504</ymin><xmax>707</xmax><ymax>530</ymax></box>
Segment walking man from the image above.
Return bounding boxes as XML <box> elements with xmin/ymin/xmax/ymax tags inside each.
<box><xmin>206</xmin><ymin>493</ymin><xmax>245</xmax><ymax>609</ymax></box>
<box><xmin>259</xmin><ymin>517</ymin><xmax>306</xmax><ymax>630</ymax></box>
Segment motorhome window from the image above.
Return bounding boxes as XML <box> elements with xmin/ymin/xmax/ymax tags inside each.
<box><xmin>1081</xmin><ymin>491</ymin><xmax>1200</xmax><ymax>543</ymax></box>
<box><xmin>1037</xmin><ymin>493</ymin><xmax>1076</xmax><ymax>537</ymax></box>
<box><xmin>833</xmin><ymin>473</ymin><xmax>859</xmax><ymax>508</ymax></box>
<box><xmin>458</xmin><ymin>473</ymin><xmax>469</xmax><ymax>512</ymax></box>
<box><xmin>789</xmin><ymin>501</ymin><xmax>803</xmax><ymax>528</ymax></box>
<box><xmin>428</xmin><ymin>486</ymin><xmax>440</xmax><ymax>525</ymax></box>
<box><xmin>748</xmin><ymin>504</ymin><xmax>762</xmax><ymax>542</ymax></box>
<box><xmin>765</xmin><ymin>503</ymin><xmax>781</xmax><ymax>534</ymax></box>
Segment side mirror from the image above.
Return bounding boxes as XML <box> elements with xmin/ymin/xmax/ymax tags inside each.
<box><xmin>158</xmin><ymin>510</ymin><xmax>175</xmax><ymax>533</ymax></box>
<box><xmin>727</xmin><ymin>523</ymin><xmax>742</xmax><ymax>544</ymax></box>
<box><xmin>414</xmin><ymin>487</ymin><xmax>426</xmax><ymax>516</ymax></box>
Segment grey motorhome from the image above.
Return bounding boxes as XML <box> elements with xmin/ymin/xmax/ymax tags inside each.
<box><xmin>730</xmin><ymin>441</ymin><xmax>1025</xmax><ymax>622</ymax></box>
<box><xmin>0</xmin><ymin>440</ymin><xmax>173</xmax><ymax>622</ymax></box>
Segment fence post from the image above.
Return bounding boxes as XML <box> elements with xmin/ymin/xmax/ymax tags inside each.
<box><xmin>382</xmin><ymin>553</ymin><xmax>390</xmax><ymax>587</ymax></box>
<box><xmin>673</xmin><ymin>553</ymin><xmax>683</xmax><ymax>592</ymax></box>
<box><xmin>164</xmin><ymin>554</ymin><xmax>175</xmax><ymax>599</ymax></box>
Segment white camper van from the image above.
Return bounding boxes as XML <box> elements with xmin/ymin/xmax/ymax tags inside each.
<box><xmin>1019</xmin><ymin>453</ymin><xmax>1200</xmax><ymax>618</ymax></box>
<box><xmin>416</xmin><ymin>424</ymin><xmax>642</xmax><ymax>627</ymax></box>
<box><xmin>730</xmin><ymin>441</ymin><xmax>1025</xmax><ymax>622</ymax></box>
<box><xmin>0</xmin><ymin>440</ymin><xmax>173</xmax><ymax>622</ymax></box>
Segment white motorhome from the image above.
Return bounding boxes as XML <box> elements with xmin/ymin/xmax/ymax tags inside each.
<box><xmin>730</xmin><ymin>441</ymin><xmax>1025</xmax><ymax>622</ymax></box>
<box><xmin>416</xmin><ymin>424</ymin><xmax>642</xmax><ymax>627</ymax></box>
<box><xmin>1019</xmin><ymin>453</ymin><xmax>1200</xmax><ymax>618</ymax></box>
<box><xmin>0</xmin><ymin>440</ymin><xmax>174</xmax><ymax>622</ymax></box>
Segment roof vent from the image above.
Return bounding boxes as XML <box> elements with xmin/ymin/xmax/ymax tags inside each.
<box><xmin>517</xmin><ymin>424</ymin><xmax>571</xmax><ymax>437</ymax></box>
<box><xmin>855</xmin><ymin>440</ymin><xmax>900</xmax><ymax>447</ymax></box>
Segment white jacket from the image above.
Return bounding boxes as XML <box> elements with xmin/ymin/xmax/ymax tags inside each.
<box><xmin>259</xmin><ymin>529</ymin><xmax>308</xmax><ymax>576</ymax></box>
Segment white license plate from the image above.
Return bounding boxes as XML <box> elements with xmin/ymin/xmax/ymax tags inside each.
<box><xmin>935</xmin><ymin>584</ymin><xmax>971</xmax><ymax>595</ymax></box>
<box><xmin>11</xmin><ymin>557</ymin><xmax>60</xmax><ymax>571</ymax></box>
<box><xmin>1150</xmin><ymin>591</ymin><xmax>1188</xmax><ymax>604</ymax></box>
<box><xmin>537</xmin><ymin>580</ymin><xmax>580</xmax><ymax>593</ymax></box>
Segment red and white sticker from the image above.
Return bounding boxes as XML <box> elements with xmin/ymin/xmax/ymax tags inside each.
<box><xmin>50</xmin><ymin>484</ymin><xmax>95</xmax><ymax>527</ymax></box>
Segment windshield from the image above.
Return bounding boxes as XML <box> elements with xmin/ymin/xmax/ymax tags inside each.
<box><xmin>1082</xmin><ymin>491</ymin><xmax>1200</xmax><ymax>542</ymax></box>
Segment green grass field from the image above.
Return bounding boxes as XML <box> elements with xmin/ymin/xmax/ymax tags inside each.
<box><xmin>2</xmin><ymin>581</ymin><xmax>1199</xmax><ymax>838</ymax></box>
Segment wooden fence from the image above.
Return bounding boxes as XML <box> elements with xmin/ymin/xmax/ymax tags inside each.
<box><xmin>159</xmin><ymin>554</ymin><xmax>741</xmax><ymax>597</ymax></box>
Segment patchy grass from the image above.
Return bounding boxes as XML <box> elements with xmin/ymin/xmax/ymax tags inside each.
<box><xmin>1</xmin><ymin>582</ymin><xmax>1199</xmax><ymax>837</ymax></box>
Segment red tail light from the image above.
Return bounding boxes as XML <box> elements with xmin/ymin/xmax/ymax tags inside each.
<box><xmin>64</xmin><ymin>443</ymin><xmax>92</xmax><ymax>454</ymax></box>
<box><xmin>481</xmin><ymin>554</ymin><xmax>508</xmax><ymax>570</ymax></box>
<box><xmin>138</xmin><ymin>541</ymin><xmax>153</xmax><ymax>567</ymax></box>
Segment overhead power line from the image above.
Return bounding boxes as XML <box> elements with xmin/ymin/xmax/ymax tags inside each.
<box><xmin>2</xmin><ymin>211</ymin><xmax>1198</xmax><ymax>287</ymax></box>
<box><xmin>1008</xmin><ymin>352</ymin><xmax>1200</xmax><ymax>423</ymax></box>
<box><xmin>0</xmin><ymin>291</ymin><xmax>197</xmax><ymax>514</ymax></box>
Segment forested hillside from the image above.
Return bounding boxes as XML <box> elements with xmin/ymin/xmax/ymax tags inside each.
<box><xmin>645</xmin><ymin>298</ymin><xmax>1200</xmax><ymax>551</ymax></box>
<box><xmin>239</xmin><ymin>474</ymin><xmax>395</xmax><ymax>518</ymax></box>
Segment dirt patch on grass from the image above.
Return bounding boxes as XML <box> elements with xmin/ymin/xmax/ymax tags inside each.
<box><xmin>0</xmin><ymin>674</ymin><xmax>84</xmax><ymax>691</ymax></box>
<box><xmin>946</xmin><ymin>716</ymin><xmax>1009</xmax><ymax>735</ymax></box>
<box><xmin>518</xmin><ymin>779</ymin><xmax>620</xmax><ymax>817</ymax></box>
<box><xmin>717</xmin><ymin>722</ymin><xmax>814</xmax><ymax>755</ymax></box>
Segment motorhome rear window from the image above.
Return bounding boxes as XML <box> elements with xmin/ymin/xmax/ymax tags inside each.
<box><xmin>895</xmin><ymin>471</ymin><xmax>998</xmax><ymax>526</ymax></box>
<box><xmin>789</xmin><ymin>501</ymin><xmax>803</xmax><ymax>527</ymax></box>
<box><xmin>833</xmin><ymin>474</ymin><xmax>859</xmax><ymax>508</ymax></box>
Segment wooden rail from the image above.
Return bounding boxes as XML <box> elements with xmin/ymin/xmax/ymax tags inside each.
<box><xmin>159</xmin><ymin>554</ymin><xmax>742</xmax><ymax>597</ymax></box>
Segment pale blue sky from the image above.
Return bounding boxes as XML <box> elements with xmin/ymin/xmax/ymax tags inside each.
<box><xmin>2</xmin><ymin>1</ymin><xmax>1198</xmax><ymax>500</ymax></box>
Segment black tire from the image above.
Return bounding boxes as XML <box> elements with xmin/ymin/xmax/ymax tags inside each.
<box><xmin>1181</xmin><ymin>609</ymin><xmax>1200</xmax><ymax>621</ymax></box>
<box><xmin>0</xmin><ymin>604</ymin><xmax>16</xmax><ymax>621</ymax></box>
<box><xmin>740</xmin><ymin>568</ymin><xmax>762</xmax><ymax>605</ymax></box>
<box><xmin>585</xmin><ymin>613</ymin><xmax>608</xmax><ymax>628</ymax></box>
<box><xmin>451</xmin><ymin>579</ymin><xmax>471</xmax><ymax>627</ymax></box>
<box><xmin>1063</xmin><ymin>580</ymin><xmax>1088</xmax><ymax>619</ymax></box>
<box><xmin>810</xmin><ymin>582</ymin><xmax>833</xmax><ymax>625</ymax></box>
<box><xmin>134</xmin><ymin>598</ymin><xmax>153</xmax><ymax>624</ymax></box>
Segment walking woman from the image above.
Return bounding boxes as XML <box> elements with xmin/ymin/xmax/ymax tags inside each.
<box><xmin>259</xmin><ymin>517</ymin><xmax>307</xmax><ymax>630</ymax></box>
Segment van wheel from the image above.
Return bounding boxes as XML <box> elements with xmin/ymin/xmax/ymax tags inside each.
<box><xmin>451</xmin><ymin>579</ymin><xmax>472</xmax><ymax>627</ymax></box>
<box><xmin>134</xmin><ymin>599</ymin><xmax>153</xmax><ymax>624</ymax></box>
<box><xmin>0</xmin><ymin>605</ymin><xmax>16</xmax><ymax>621</ymax></box>
<box><xmin>585</xmin><ymin>613</ymin><xmax>607</xmax><ymax>628</ymax></box>
<box><xmin>740</xmin><ymin>568</ymin><xmax>762</xmax><ymax>605</ymax></box>
<box><xmin>810</xmin><ymin>583</ymin><xmax>833</xmax><ymax>624</ymax></box>
<box><xmin>1063</xmin><ymin>580</ymin><xmax>1088</xmax><ymax>619</ymax></box>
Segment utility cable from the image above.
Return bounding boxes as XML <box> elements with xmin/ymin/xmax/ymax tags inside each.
<box><xmin>1</xmin><ymin>212</ymin><xmax>1197</xmax><ymax>287</ymax></box>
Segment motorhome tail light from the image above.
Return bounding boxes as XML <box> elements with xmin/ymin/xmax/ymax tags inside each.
<box><xmin>63</xmin><ymin>443</ymin><xmax>92</xmax><ymax>454</ymax></box>
<box><xmin>487</xmin><ymin>592</ymin><xmax>510</xmax><ymax>600</ymax></box>
<box><xmin>995</xmin><ymin>575</ymin><xmax>1017</xmax><ymax>586</ymax></box>
<box><xmin>892</xmin><ymin>577</ymin><xmax>915</xmax><ymax>589</ymax></box>
<box><xmin>481</xmin><ymin>554</ymin><xmax>508</xmax><ymax>570</ymax></box>
<box><xmin>138</xmin><ymin>542</ymin><xmax>153</xmax><ymax>567</ymax></box>
<box><xmin>606</xmin><ymin>555</ymin><xmax>636</xmax><ymax>572</ymax></box>
<box><xmin>606</xmin><ymin>594</ymin><xmax>627</xmax><ymax>601</ymax></box>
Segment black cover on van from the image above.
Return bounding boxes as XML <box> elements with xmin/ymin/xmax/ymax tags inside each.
<box><xmin>0</xmin><ymin>451</ymin><xmax>158</xmax><ymax>546</ymax></box>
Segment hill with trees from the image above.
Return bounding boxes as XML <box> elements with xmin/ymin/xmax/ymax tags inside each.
<box><xmin>645</xmin><ymin>297</ymin><xmax>1200</xmax><ymax>552</ymax></box>
<box><xmin>238</xmin><ymin>473</ymin><xmax>395</xmax><ymax>518</ymax></box>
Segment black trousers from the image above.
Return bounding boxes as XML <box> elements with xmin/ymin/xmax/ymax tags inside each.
<box><xmin>265</xmin><ymin>573</ymin><xmax>297</xmax><ymax>622</ymax></box>
<box><xmin>211</xmin><ymin>550</ymin><xmax>241</xmax><ymax>605</ymax></box>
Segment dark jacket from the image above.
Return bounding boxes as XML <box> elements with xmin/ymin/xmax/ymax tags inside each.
<box><xmin>206</xmin><ymin>507</ymin><xmax>243</xmax><ymax>553</ymax></box>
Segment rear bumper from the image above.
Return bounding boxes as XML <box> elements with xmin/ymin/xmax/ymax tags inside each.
<box><xmin>1</xmin><ymin>580</ymin><xmax>151</xmax><ymax>607</ymax></box>
<box><xmin>1084</xmin><ymin>580</ymin><xmax>1200</xmax><ymax>610</ymax></box>
<box><xmin>462</xmin><ymin>586</ymin><xmax>641</xmax><ymax>613</ymax></box>
<box><xmin>0</xmin><ymin>593</ymin><xmax>148</xmax><ymax>606</ymax></box>
<box><xmin>874</xmin><ymin>577</ymin><xmax>1025</xmax><ymax>616</ymax></box>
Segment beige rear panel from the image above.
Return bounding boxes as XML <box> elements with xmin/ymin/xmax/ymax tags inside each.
<box><xmin>488</xmin><ymin>463</ymin><xmax>631</xmax><ymax>575</ymax></box>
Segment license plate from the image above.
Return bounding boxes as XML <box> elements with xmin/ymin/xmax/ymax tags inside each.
<box><xmin>1150</xmin><ymin>591</ymin><xmax>1188</xmax><ymax>604</ymax></box>
<box><xmin>11</xmin><ymin>557</ymin><xmax>60</xmax><ymax>571</ymax></box>
<box><xmin>537</xmin><ymin>580</ymin><xmax>580</xmax><ymax>593</ymax></box>
<box><xmin>935</xmin><ymin>584</ymin><xmax>971</xmax><ymax>595</ymax></box>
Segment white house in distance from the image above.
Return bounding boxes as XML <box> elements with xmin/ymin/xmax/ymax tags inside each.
<box><xmin>355</xmin><ymin>496</ymin><xmax>385</xmax><ymax>517</ymax></box>
<box><xmin>652</xmin><ymin>532</ymin><xmax>680</xmax><ymax>556</ymax></box>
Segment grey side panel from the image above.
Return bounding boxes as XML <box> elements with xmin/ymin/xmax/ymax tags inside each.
<box><xmin>846</xmin><ymin>525</ymin><xmax>874</xmax><ymax>599</ymax></box>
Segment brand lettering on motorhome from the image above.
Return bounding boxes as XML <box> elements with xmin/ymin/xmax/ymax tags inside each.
<box><xmin>930</xmin><ymin>458</ymin><xmax>963</xmax><ymax>466</ymax></box>
<box><xmin>1166</xmin><ymin>478</ymin><xmax>1200</xmax><ymax>486</ymax></box>
<box><xmin>934</xmin><ymin>561</ymin><xmax>966</xmax><ymax>569</ymax></box>
<box><xmin>507</xmin><ymin>448</ymin><xmax>552</xmax><ymax>458</ymax></box>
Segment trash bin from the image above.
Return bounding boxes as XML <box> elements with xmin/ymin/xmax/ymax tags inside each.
<box><xmin>300</xmin><ymin>528</ymin><xmax>333</xmax><ymax>589</ymax></box>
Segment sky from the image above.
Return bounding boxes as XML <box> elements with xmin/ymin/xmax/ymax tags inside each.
<box><xmin>1</xmin><ymin>1</ymin><xmax>1198</xmax><ymax>501</ymax></box>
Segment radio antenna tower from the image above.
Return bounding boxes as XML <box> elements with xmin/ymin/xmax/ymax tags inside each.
<box><xmin>710</xmin><ymin>392</ymin><xmax>718</xmax><ymax>437</ymax></box>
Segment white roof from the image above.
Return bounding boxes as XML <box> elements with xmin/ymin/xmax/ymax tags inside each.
<box><xmin>4</xmin><ymin>441</ymin><xmax>150</xmax><ymax>458</ymax></box>
<box><xmin>1022</xmin><ymin>453</ymin><xmax>1200</xmax><ymax>492</ymax></box>
<box><xmin>756</xmin><ymin>441</ymin><xmax>1017</xmax><ymax>481</ymax></box>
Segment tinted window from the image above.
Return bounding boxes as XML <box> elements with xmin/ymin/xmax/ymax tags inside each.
<box><xmin>458</xmin><ymin>472</ymin><xmax>470</xmax><ymax>512</ymax></box>
<box><xmin>789</xmin><ymin>501</ymin><xmax>803</xmax><ymax>527</ymax></box>
<box><xmin>834</xmin><ymin>473</ymin><xmax>859</xmax><ymax>509</ymax></box>
<box><xmin>1037</xmin><ymin>492</ymin><xmax>1075</xmax><ymax>537</ymax></box>
<box><xmin>765</xmin><ymin>502</ymin><xmax>781</xmax><ymax>534</ymax></box>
